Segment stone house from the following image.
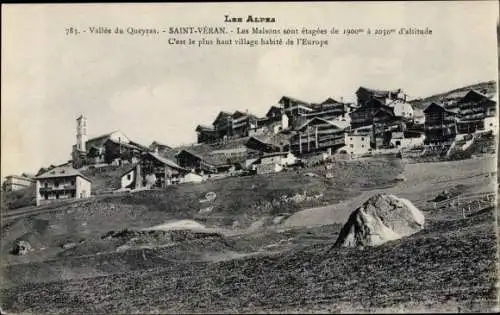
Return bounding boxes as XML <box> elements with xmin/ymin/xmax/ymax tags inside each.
<box><xmin>35</xmin><ymin>166</ymin><xmax>91</xmax><ymax>206</ymax></box>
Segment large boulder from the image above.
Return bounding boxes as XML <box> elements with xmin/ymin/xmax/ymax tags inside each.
<box><xmin>334</xmin><ymin>194</ymin><xmax>425</xmax><ymax>248</ymax></box>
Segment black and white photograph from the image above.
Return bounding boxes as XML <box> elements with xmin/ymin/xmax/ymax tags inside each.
<box><xmin>1</xmin><ymin>2</ymin><xmax>499</xmax><ymax>313</ymax></box>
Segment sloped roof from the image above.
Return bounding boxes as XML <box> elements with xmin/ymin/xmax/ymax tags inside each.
<box><xmin>320</xmin><ymin>97</ymin><xmax>342</xmax><ymax>105</ymax></box>
<box><xmin>329</xmin><ymin>118</ymin><xmax>350</xmax><ymax>129</ymax></box>
<box><xmin>147</xmin><ymin>152</ymin><xmax>187</xmax><ymax>171</ymax></box>
<box><xmin>413</xmin><ymin>108</ymin><xmax>425</xmax><ymax>117</ymax></box>
<box><xmin>36</xmin><ymin>166</ymin><xmax>91</xmax><ymax>182</ymax></box>
<box><xmin>195</xmin><ymin>124</ymin><xmax>215</xmax><ymax>132</ymax></box>
<box><xmin>459</xmin><ymin>89</ymin><xmax>495</xmax><ymax>103</ymax></box>
<box><xmin>212</xmin><ymin>111</ymin><xmax>233</xmax><ymax>125</ymax></box>
<box><xmin>251</xmin><ymin>132</ymin><xmax>292</xmax><ymax>148</ymax></box>
<box><xmin>232</xmin><ymin>111</ymin><xmax>260</xmax><ymax>121</ymax></box>
<box><xmin>423</xmin><ymin>102</ymin><xmax>457</xmax><ymax>114</ymax></box>
<box><xmin>265</xmin><ymin>106</ymin><xmax>282</xmax><ymax>117</ymax></box>
<box><xmin>279</xmin><ymin>96</ymin><xmax>310</xmax><ymax>106</ymax></box>
<box><xmin>86</xmin><ymin>130</ymin><xmax>121</xmax><ymax>143</ymax></box>
<box><xmin>5</xmin><ymin>175</ymin><xmax>35</xmax><ymax>181</ymax></box>
<box><xmin>296</xmin><ymin>117</ymin><xmax>344</xmax><ymax>131</ymax></box>
<box><xmin>105</xmin><ymin>138</ymin><xmax>144</xmax><ymax>151</ymax></box>
<box><xmin>150</xmin><ymin>141</ymin><xmax>173</xmax><ymax>150</ymax></box>
<box><xmin>357</xmin><ymin>86</ymin><xmax>401</xmax><ymax>98</ymax></box>
<box><xmin>373</xmin><ymin>106</ymin><xmax>395</xmax><ymax>118</ymax></box>
<box><xmin>128</xmin><ymin>141</ymin><xmax>150</xmax><ymax>152</ymax></box>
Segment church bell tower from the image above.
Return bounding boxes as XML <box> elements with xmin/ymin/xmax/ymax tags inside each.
<box><xmin>76</xmin><ymin>114</ymin><xmax>87</xmax><ymax>152</ymax></box>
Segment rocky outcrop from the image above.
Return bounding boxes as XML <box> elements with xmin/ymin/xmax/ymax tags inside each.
<box><xmin>334</xmin><ymin>194</ymin><xmax>425</xmax><ymax>248</ymax></box>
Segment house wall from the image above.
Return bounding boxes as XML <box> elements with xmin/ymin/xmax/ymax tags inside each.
<box><xmin>121</xmin><ymin>170</ymin><xmax>135</xmax><ymax>189</ymax></box>
<box><xmin>175</xmin><ymin>151</ymin><xmax>202</xmax><ymax>170</ymax></box>
<box><xmin>182</xmin><ymin>172</ymin><xmax>204</xmax><ymax>183</ymax></box>
<box><xmin>282</xmin><ymin>153</ymin><xmax>297</xmax><ymax>166</ymax></box>
<box><xmin>36</xmin><ymin>176</ymin><xmax>90</xmax><ymax>206</ymax></box>
<box><xmin>76</xmin><ymin>176</ymin><xmax>91</xmax><ymax>199</ymax></box>
<box><xmin>261</xmin><ymin>155</ymin><xmax>282</xmax><ymax>165</ymax></box>
<box><xmin>281</xmin><ymin>114</ymin><xmax>289</xmax><ymax>130</ymax></box>
<box><xmin>4</xmin><ymin>177</ymin><xmax>34</xmax><ymax>192</ymax></box>
<box><xmin>256</xmin><ymin>163</ymin><xmax>283</xmax><ymax>174</ymax></box>
<box><xmin>392</xmin><ymin>101</ymin><xmax>414</xmax><ymax>119</ymax></box>
<box><xmin>391</xmin><ymin>134</ymin><xmax>425</xmax><ymax>149</ymax></box>
<box><xmin>424</xmin><ymin>108</ymin><xmax>457</xmax><ymax>144</ymax></box>
<box><xmin>484</xmin><ymin>116</ymin><xmax>498</xmax><ymax>134</ymax></box>
<box><xmin>344</xmin><ymin>134</ymin><xmax>371</xmax><ymax>156</ymax></box>
<box><xmin>107</xmin><ymin>131</ymin><xmax>130</xmax><ymax>144</ymax></box>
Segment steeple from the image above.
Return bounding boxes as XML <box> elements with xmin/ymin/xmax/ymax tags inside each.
<box><xmin>76</xmin><ymin>114</ymin><xmax>87</xmax><ymax>151</ymax></box>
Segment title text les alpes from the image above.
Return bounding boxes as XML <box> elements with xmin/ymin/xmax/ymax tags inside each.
<box><xmin>224</xmin><ymin>15</ymin><xmax>276</xmax><ymax>23</ymax></box>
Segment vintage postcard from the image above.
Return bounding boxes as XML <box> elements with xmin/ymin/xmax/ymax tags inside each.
<box><xmin>1</xmin><ymin>1</ymin><xmax>499</xmax><ymax>313</ymax></box>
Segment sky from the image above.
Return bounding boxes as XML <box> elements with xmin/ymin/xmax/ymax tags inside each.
<box><xmin>1</xmin><ymin>2</ymin><xmax>499</xmax><ymax>177</ymax></box>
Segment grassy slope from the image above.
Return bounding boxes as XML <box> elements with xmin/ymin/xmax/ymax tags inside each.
<box><xmin>0</xmin><ymin>208</ymin><xmax>496</xmax><ymax>314</ymax></box>
<box><xmin>0</xmin><ymin>158</ymin><xmax>403</xmax><ymax>268</ymax></box>
<box><xmin>81</xmin><ymin>165</ymin><xmax>132</xmax><ymax>193</ymax></box>
<box><xmin>0</xmin><ymin>185</ymin><xmax>36</xmax><ymax>210</ymax></box>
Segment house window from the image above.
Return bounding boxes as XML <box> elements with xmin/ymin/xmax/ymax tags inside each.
<box><xmin>44</xmin><ymin>182</ymin><xmax>48</xmax><ymax>188</ymax></box>
<box><xmin>361</xmin><ymin>145</ymin><xmax>364</xmax><ymax>148</ymax></box>
<box><xmin>71</xmin><ymin>180</ymin><xmax>75</xmax><ymax>186</ymax></box>
<box><xmin>127</xmin><ymin>174</ymin><xmax>131</xmax><ymax>180</ymax></box>
<box><xmin>55</xmin><ymin>181</ymin><xmax>59</xmax><ymax>187</ymax></box>
<box><xmin>350</xmin><ymin>144</ymin><xmax>354</xmax><ymax>148</ymax></box>
<box><xmin>361</xmin><ymin>137</ymin><xmax>364</xmax><ymax>141</ymax></box>
<box><xmin>44</xmin><ymin>193</ymin><xmax>48</xmax><ymax>200</ymax></box>
<box><xmin>350</xmin><ymin>137</ymin><xmax>353</xmax><ymax>141</ymax></box>
<box><xmin>396</xmin><ymin>141</ymin><xmax>401</xmax><ymax>146</ymax></box>
<box><xmin>56</xmin><ymin>193</ymin><xmax>60</xmax><ymax>199</ymax></box>
<box><xmin>71</xmin><ymin>191</ymin><xmax>76</xmax><ymax>198</ymax></box>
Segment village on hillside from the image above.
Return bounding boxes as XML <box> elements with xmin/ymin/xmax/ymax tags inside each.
<box><xmin>2</xmin><ymin>83</ymin><xmax>497</xmax><ymax>208</ymax></box>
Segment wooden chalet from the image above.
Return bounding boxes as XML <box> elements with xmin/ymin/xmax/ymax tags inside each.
<box><xmin>305</xmin><ymin>98</ymin><xmax>348</xmax><ymax>121</ymax></box>
<box><xmin>176</xmin><ymin>144</ymin><xmax>239</xmax><ymax>174</ymax></box>
<box><xmin>423</xmin><ymin>102</ymin><xmax>458</xmax><ymax>144</ymax></box>
<box><xmin>456</xmin><ymin>90</ymin><xmax>497</xmax><ymax>134</ymax></box>
<box><xmin>195</xmin><ymin>125</ymin><xmax>218</xmax><ymax>144</ymax></box>
<box><xmin>102</xmin><ymin>138</ymin><xmax>146</xmax><ymax>165</ymax></box>
<box><xmin>356</xmin><ymin>87</ymin><xmax>404</xmax><ymax>107</ymax></box>
<box><xmin>212</xmin><ymin>111</ymin><xmax>233</xmax><ymax>141</ymax></box>
<box><xmin>246</xmin><ymin>135</ymin><xmax>286</xmax><ymax>154</ymax></box>
<box><xmin>139</xmin><ymin>152</ymin><xmax>188</xmax><ymax>187</ymax></box>
<box><xmin>231</xmin><ymin>111</ymin><xmax>259</xmax><ymax>138</ymax></box>
<box><xmin>290</xmin><ymin>117</ymin><xmax>346</xmax><ymax>155</ymax></box>
<box><xmin>350</xmin><ymin>99</ymin><xmax>395</xmax><ymax>129</ymax></box>
<box><xmin>279</xmin><ymin>96</ymin><xmax>314</xmax><ymax>128</ymax></box>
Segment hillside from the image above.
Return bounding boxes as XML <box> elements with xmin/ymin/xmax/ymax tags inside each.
<box><xmin>1</xmin><ymin>188</ymin><xmax>497</xmax><ymax>313</ymax></box>
<box><xmin>0</xmin><ymin>155</ymin><xmax>497</xmax><ymax>313</ymax></box>
<box><xmin>0</xmin><ymin>185</ymin><xmax>36</xmax><ymax>210</ymax></box>
<box><xmin>409</xmin><ymin>80</ymin><xmax>497</xmax><ymax>110</ymax></box>
<box><xmin>0</xmin><ymin>158</ymin><xmax>404</xmax><ymax>265</ymax></box>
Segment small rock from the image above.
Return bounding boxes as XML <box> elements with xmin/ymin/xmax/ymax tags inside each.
<box><xmin>12</xmin><ymin>240</ymin><xmax>32</xmax><ymax>256</ymax></box>
<box><xmin>61</xmin><ymin>242</ymin><xmax>77</xmax><ymax>249</ymax></box>
<box><xmin>305</xmin><ymin>172</ymin><xmax>319</xmax><ymax>177</ymax></box>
